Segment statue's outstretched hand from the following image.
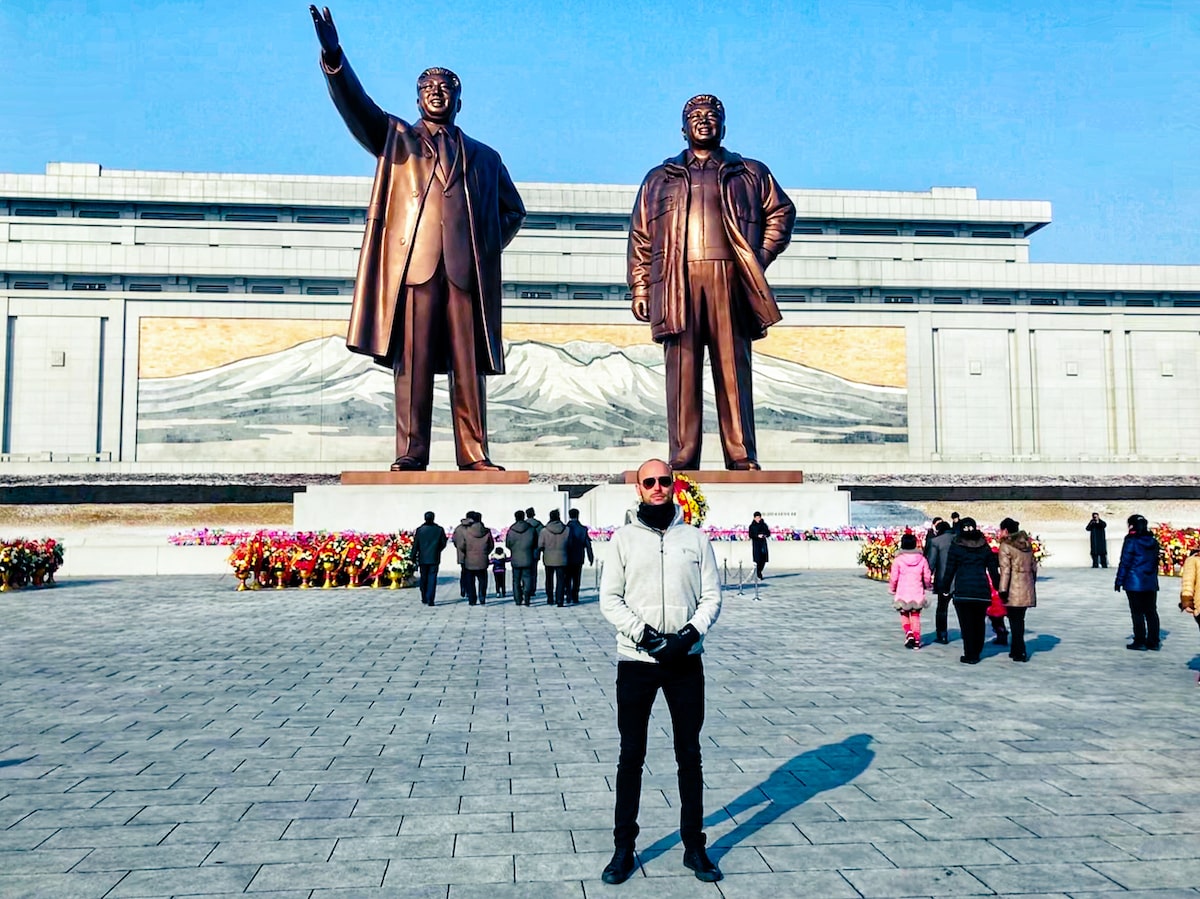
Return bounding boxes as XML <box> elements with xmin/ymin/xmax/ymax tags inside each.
<box><xmin>631</xmin><ymin>297</ymin><xmax>650</xmax><ymax>322</ymax></box>
<box><xmin>309</xmin><ymin>5</ymin><xmax>340</xmax><ymax>56</ymax></box>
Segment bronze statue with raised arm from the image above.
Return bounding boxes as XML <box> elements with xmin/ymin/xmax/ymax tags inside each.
<box><xmin>310</xmin><ymin>6</ymin><xmax>526</xmax><ymax>471</ymax></box>
<box><xmin>629</xmin><ymin>95</ymin><xmax>795</xmax><ymax>471</ymax></box>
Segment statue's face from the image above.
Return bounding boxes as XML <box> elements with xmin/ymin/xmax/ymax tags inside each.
<box><xmin>682</xmin><ymin>104</ymin><xmax>725</xmax><ymax>150</ymax></box>
<box><xmin>417</xmin><ymin>74</ymin><xmax>461</xmax><ymax>124</ymax></box>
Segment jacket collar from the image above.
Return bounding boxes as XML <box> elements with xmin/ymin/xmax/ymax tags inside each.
<box><xmin>663</xmin><ymin>148</ymin><xmax>745</xmax><ymax>178</ymax></box>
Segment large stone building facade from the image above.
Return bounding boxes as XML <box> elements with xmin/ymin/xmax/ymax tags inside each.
<box><xmin>1</xmin><ymin>161</ymin><xmax>1198</xmax><ymax>474</ymax></box>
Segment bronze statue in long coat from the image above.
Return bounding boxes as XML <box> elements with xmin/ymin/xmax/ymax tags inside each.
<box><xmin>311</xmin><ymin>6</ymin><xmax>525</xmax><ymax>471</ymax></box>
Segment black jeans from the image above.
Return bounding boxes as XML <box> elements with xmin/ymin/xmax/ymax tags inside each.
<box><xmin>954</xmin><ymin>599</ymin><xmax>989</xmax><ymax>660</ymax></box>
<box><xmin>418</xmin><ymin>563</ymin><xmax>439</xmax><ymax>605</ymax></box>
<box><xmin>548</xmin><ymin>566</ymin><xmax>567</xmax><ymax>605</ymax></box>
<box><xmin>1091</xmin><ymin>552</ymin><xmax>1108</xmax><ymax>568</ymax></box>
<box><xmin>464</xmin><ymin>569</ymin><xmax>488</xmax><ymax>605</ymax></box>
<box><xmin>459</xmin><ymin>565</ymin><xmax>471</xmax><ymax>597</ymax></box>
<box><xmin>512</xmin><ymin>566</ymin><xmax>534</xmax><ymax>605</ymax></box>
<box><xmin>1006</xmin><ymin>606</ymin><xmax>1027</xmax><ymax>657</ymax></box>
<box><xmin>564</xmin><ymin>562</ymin><xmax>584</xmax><ymax>603</ymax></box>
<box><xmin>1126</xmin><ymin>590</ymin><xmax>1160</xmax><ymax>647</ymax></box>
<box><xmin>935</xmin><ymin>593</ymin><xmax>952</xmax><ymax>637</ymax></box>
<box><xmin>493</xmin><ymin>569</ymin><xmax>506</xmax><ymax>596</ymax></box>
<box><xmin>614</xmin><ymin>655</ymin><xmax>706</xmax><ymax>851</ymax></box>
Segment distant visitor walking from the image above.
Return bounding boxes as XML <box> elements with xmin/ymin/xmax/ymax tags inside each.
<box><xmin>749</xmin><ymin>512</ymin><xmax>770</xmax><ymax>579</ymax></box>
<box><xmin>888</xmin><ymin>533</ymin><xmax>932</xmax><ymax>649</ymax></box>
<box><xmin>1115</xmin><ymin>514</ymin><xmax>1160</xmax><ymax>650</ymax></box>
<box><xmin>1087</xmin><ymin>512</ymin><xmax>1109</xmax><ymax>568</ymax></box>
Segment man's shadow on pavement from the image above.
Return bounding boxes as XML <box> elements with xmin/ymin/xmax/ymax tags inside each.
<box><xmin>1024</xmin><ymin>634</ymin><xmax>1061</xmax><ymax>657</ymax></box>
<box><xmin>638</xmin><ymin>733</ymin><xmax>875</xmax><ymax>866</ymax></box>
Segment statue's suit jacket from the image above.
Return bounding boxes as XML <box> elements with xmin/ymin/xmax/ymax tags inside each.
<box><xmin>628</xmin><ymin>150</ymin><xmax>794</xmax><ymax>343</ymax></box>
<box><xmin>323</xmin><ymin>54</ymin><xmax>526</xmax><ymax>375</ymax></box>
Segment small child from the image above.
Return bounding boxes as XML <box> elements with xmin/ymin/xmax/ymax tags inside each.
<box><xmin>490</xmin><ymin>546</ymin><xmax>509</xmax><ymax>598</ymax></box>
<box><xmin>888</xmin><ymin>533</ymin><xmax>933</xmax><ymax>649</ymax></box>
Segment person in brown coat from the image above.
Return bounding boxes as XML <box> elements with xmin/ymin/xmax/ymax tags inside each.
<box><xmin>997</xmin><ymin>517</ymin><xmax>1037</xmax><ymax>663</ymax></box>
<box><xmin>454</xmin><ymin>512</ymin><xmax>495</xmax><ymax>606</ymax></box>
<box><xmin>311</xmin><ymin>6</ymin><xmax>526</xmax><ymax>472</ymax></box>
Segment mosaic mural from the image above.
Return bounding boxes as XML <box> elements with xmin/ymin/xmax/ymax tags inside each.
<box><xmin>136</xmin><ymin>319</ymin><xmax>908</xmax><ymax>463</ymax></box>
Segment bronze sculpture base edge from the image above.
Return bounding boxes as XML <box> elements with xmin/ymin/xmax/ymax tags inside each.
<box><xmin>341</xmin><ymin>470</ymin><xmax>531</xmax><ymax>485</ymax></box>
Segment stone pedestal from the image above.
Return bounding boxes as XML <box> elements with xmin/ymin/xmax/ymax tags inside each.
<box><xmin>578</xmin><ymin>471</ymin><xmax>847</xmax><ymax>530</ymax></box>
<box><xmin>295</xmin><ymin>471</ymin><xmax>562</xmax><ymax>532</ymax></box>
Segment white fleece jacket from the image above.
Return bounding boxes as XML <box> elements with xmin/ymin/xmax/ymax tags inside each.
<box><xmin>599</xmin><ymin>506</ymin><xmax>722</xmax><ymax>662</ymax></box>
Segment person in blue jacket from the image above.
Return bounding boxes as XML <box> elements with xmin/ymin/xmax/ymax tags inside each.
<box><xmin>1115</xmin><ymin>513</ymin><xmax>1161</xmax><ymax>650</ymax></box>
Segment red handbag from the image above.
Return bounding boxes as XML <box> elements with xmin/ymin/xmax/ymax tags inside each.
<box><xmin>986</xmin><ymin>572</ymin><xmax>1006</xmax><ymax>617</ymax></box>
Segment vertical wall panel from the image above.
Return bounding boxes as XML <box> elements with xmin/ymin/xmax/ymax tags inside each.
<box><xmin>6</xmin><ymin>316</ymin><xmax>102</xmax><ymax>454</ymax></box>
<box><xmin>1128</xmin><ymin>331</ymin><xmax>1200</xmax><ymax>457</ymax></box>
<box><xmin>934</xmin><ymin>328</ymin><xmax>1013</xmax><ymax>456</ymax></box>
<box><xmin>1031</xmin><ymin>330</ymin><xmax>1111</xmax><ymax>458</ymax></box>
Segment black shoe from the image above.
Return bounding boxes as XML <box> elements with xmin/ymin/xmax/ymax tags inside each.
<box><xmin>1126</xmin><ymin>642</ymin><xmax>1148</xmax><ymax>651</ymax></box>
<box><xmin>682</xmin><ymin>846</ymin><xmax>722</xmax><ymax>882</ymax></box>
<box><xmin>992</xmin><ymin>635</ymin><xmax>1008</xmax><ymax>646</ymax></box>
<box><xmin>1010</xmin><ymin>652</ymin><xmax>1028</xmax><ymax>662</ymax></box>
<box><xmin>390</xmin><ymin>456</ymin><xmax>426</xmax><ymax>471</ymax></box>
<box><xmin>959</xmin><ymin>655</ymin><xmax>980</xmax><ymax>664</ymax></box>
<box><xmin>601</xmin><ymin>847</ymin><xmax>637</xmax><ymax>885</ymax></box>
<box><xmin>936</xmin><ymin>633</ymin><xmax>949</xmax><ymax>644</ymax></box>
<box><xmin>1146</xmin><ymin>643</ymin><xmax>1161</xmax><ymax>651</ymax></box>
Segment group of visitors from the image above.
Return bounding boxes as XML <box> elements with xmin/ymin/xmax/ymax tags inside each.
<box><xmin>892</xmin><ymin>513</ymin><xmax>1037</xmax><ymax>663</ymax></box>
<box><xmin>410</xmin><ymin>506</ymin><xmax>594</xmax><ymax>607</ymax></box>
<box><xmin>890</xmin><ymin>509</ymin><xmax>1200</xmax><ymax>663</ymax></box>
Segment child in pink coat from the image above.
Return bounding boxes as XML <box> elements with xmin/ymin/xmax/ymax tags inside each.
<box><xmin>889</xmin><ymin>533</ymin><xmax>933</xmax><ymax>649</ymax></box>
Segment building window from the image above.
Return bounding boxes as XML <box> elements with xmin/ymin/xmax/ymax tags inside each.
<box><xmin>1031</xmin><ymin>298</ymin><xmax>1059</xmax><ymax>306</ymax></box>
<box><xmin>970</xmin><ymin>230</ymin><xmax>1010</xmax><ymax>238</ymax></box>
<box><xmin>79</xmin><ymin>208</ymin><xmax>121</xmax><ymax>219</ymax></box>
<box><xmin>792</xmin><ymin>225</ymin><xmax>822</xmax><ymax>234</ymax></box>
<box><xmin>1078</xmin><ymin>297</ymin><xmax>1108</xmax><ymax>306</ymax></box>
<box><xmin>840</xmin><ymin>227</ymin><xmax>898</xmax><ymax>236</ymax></box>
<box><xmin>250</xmin><ymin>285</ymin><xmax>286</xmax><ymax>295</ymax></box>
<box><xmin>915</xmin><ymin>228</ymin><xmax>955</xmax><ymax>237</ymax></box>
<box><xmin>195</xmin><ymin>283</ymin><xmax>231</xmax><ymax>293</ymax></box>
<box><xmin>933</xmin><ymin>296</ymin><xmax>963</xmax><ymax>304</ymax></box>
<box><xmin>12</xmin><ymin>206</ymin><xmax>58</xmax><ymax>217</ymax></box>
<box><xmin>827</xmin><ymin>295</ymin><xmax>856</xmax><ymax>303</ymax></box>
<box><xmin>140</xmin><ymin>210</ymin><xmax>206</xmax><ymax>221</ymax></box>
<box><xmin>296</xmin><ymin>213</ymin><xmax>352</xmax><ymax>224</ymax></box>
<box><xmin>574</xmin><ymin>221</ymin><xmax>625</xmax><ymax>231</ymax></box>
<box><xmin>982</xmin><ymin>297</ymin><xmax>1012</xmax><ymax>305</ymax></box>
<box><xmin>225</xmin><ymin>212</ymin><xmax>279</xmax><ymax>222</ymax></box>
<box><xmin>572</xmin><ymin>291</ymin><xmax>604</xmax><ymax>300</ymax></box>
<box><xmin>1124</xmin><ymin>298</ymin><xmax>1154</xmax><ymax>307</ymax></box>
<box><xmin>305</xmin><ymin>286</ymin><xmax>341</xmax><ymax>296</ymax></box>
<box><xmin>776</xmin><ymin>294</ymin><xmax>808</xmax><ymax>302</ymax></box>
<box><xmin>70</xmin><ymin>281</ymin><xmax>107</xmax><ymax>291</ymax></box>
<box><xmin>522</xmin><ymin>219</ymin><xmax>558</xmax><ymax>230</ymax></box>
<box><xmin>12</xmin><ymin>280</ymin><xmax>50</xmax><ymax>289</ymax></box>
<box><xmin>128</xmin><ymin>283</ymin><xmax>163</xmax><ymax>292</ymax></box>
<box><xmin>883</xmin><ymin>295</ymin><xmax>914</xmax><ymax>304</ymax></box>
<box><xmin>1172</xmin><ymin>297</ymin><xmax>1200</xmax><ymax>307</ymax></box>
<box><xmin>520</xmin><ymin>290</ymin><xmax>553</xmax><ymax>299</ymax></box>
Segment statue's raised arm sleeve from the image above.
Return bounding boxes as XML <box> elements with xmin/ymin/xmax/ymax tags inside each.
<box><xmin>321</xmin><ymin>51</ymin><xmax>391</xmax><ymax>157</ymax></box>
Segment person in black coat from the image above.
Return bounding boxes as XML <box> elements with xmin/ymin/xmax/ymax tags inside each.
<box><xmin>926</xmin><ymin>519</ymin><xmax>955</xmax><ymax>644</ymax></box>
<box><xmin>941</xmin><ymin>517</ymin><xmax>1000</xmax><ymax>664</ymax></box>
<box><xmin>564</xmin><ymin>508</ymin><xmax>595</xmax><ymax>604</ymax></box>
<box><xmin>1087</xmin><ymin>512</ymin><xmax>1109</xmax><ymax>568</ymax></box>
<box><xmin>1115</xmin><ymin>513</ymin><xmax>1161</xmax><ymax>650</ymax></box>
<box><xmin>748</xmin><ymin>512</ymin><xmax>770</xmax><ymax>579</ymax></box>
<box><xmin>412</xmin><ymin>511</ymin><xmax>448</xmax><ymax>605</ymax></box>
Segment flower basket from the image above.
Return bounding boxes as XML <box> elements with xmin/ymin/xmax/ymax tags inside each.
<box><xmin>224</xmin><ymin>531</ymin><xmax>416</xmax><ymax>591</ymax></box>
<box><xmin>673</xmin><ymin>475</ymin><xmax>707</xmax><ymax>527</ymax></box>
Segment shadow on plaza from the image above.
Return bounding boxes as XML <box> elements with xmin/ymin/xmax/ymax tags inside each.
<box><xmin>638</xmin><ymin>733</ymin><xmax>875</xmax><ymax>866</ymax></box>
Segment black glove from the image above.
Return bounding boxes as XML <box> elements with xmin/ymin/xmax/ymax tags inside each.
<box><xmin>1114</xmin><ymin>583</ymin><xmax>1122</xmax><ymax>592</ymax></box>
<box><xmin>653</xmin><ymin>624</ymin><xmax>701</xmax><ymax>665</ymax></box>
<box><xmin>636</xmin><ymin>624</ymin><xmax>668</xmax><ymax>655</ymax></box>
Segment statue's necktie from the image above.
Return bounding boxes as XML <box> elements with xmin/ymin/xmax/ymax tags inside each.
<box><xmin>436</xmin><ymin>130</ymin><xmax>455</xmax><ymax>183</ymax></box>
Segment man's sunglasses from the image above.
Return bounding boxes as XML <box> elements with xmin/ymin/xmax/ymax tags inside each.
<box><xmin>641</xmin><ymin>475</ymin><xmax>675</xmax><ymax>489</ymax></box>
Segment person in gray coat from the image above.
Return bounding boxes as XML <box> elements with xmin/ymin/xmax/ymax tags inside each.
<box><xmin>539</xmin><ymin>509</ymin><xmax>571</xmax><ymax>607</ymax></box>
<box><xmin>455</xmin><ymin>512</ymin><xmax>494</xmax><ymax>606</ymax></box>
<box><xmin>926</xmin><ymin>519</ymin><xmax>955</xmax><ymax>644</ymax></box>
<box><xmin>526</xmin><ymin>507</ymin><xmax>544</xmax><ymax>599</ymax></box>
<box><xmin>451</xmin><ymin>512</ymin><xmax>474</xmax><ymax>598</ymax></box>
<box><xmin>505</xmin><ymin>509</ymin><xmax>538</xmax><ymax>606</ymax></box>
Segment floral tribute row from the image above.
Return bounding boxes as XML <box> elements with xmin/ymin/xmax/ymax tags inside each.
<box><xmin>856</xmin><ymin>528</ymin><xmax>1049</xmax><ymax>581</ymax></box>
<box><xmin>1154</xmin><ymin>524</ymin><xmax>1200</xmax><ymax>576</ymax></box>
<box><xmin>173</xmin><ymin>524</ymin><xmax>908</xmax><ymax>547</ymax></box>
<box><xmin>228</xmin><ymin>531</ymin><xmax>416</xmax><ymax>591</ymax></box>
<box><xmin>0</xmin><ymin>539</ymin><xmax>64</xmax><ymax>591</ymax></box>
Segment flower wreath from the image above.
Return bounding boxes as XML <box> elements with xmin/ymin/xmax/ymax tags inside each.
<box><xmin>673</xmin><ymin>474</ymin><xmax>708</xmax><ymax>527</ymax></box>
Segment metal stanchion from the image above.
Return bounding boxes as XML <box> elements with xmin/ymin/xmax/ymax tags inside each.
<box><xmin>595</xmin><ymin>560</ymin><xmax>602</xmax><ymax>598</ymax></box>
<box><xmin>723</xmin><ymin>559</ymin><xmax>729</xmax><ymax>589</ymax></box>
<box><xmin>737</xmin><ymin>561</ymin><xmax>745</xmax><ymax>596</ymax></box>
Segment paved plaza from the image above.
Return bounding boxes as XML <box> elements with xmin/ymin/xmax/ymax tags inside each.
<box><xmin>1</xmin><ymin>566</ymin><xmax>1198</xmax><ymax>898</ymax></box>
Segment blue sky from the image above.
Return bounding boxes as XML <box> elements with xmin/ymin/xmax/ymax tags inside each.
<box><xmin>2</xmin><ymin>0</ymin><xmax>1197</xmax><ymax>263</ymax></box>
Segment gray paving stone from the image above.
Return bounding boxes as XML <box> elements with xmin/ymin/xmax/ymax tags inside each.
<box><xmin>72</xmin><ymin>842</ymin><xmax>216</xmax><ymax>870</ymax></box>
<box><xmin>0</xmin><ymin>872</ymin><xmax>126</xmax><ymax>899</ymax></box>
<box><xmin>3</xmin><ymin>570</ymin><xmax>1200</xmax><ymax>896</ymax></box>
<box><xmin>247</xmin><ymin>859</ymin><xmax>388</xmax><ymax>891</ymax></box>
<box><xmin>1088</xmin><ymin>859</ymin><xmax>1200</xmax><ymax>890</ymax></box>
<box><xmin>107</xmin><ymin>863</ymin><xmax>260</xmax><ymax>897</ymax></box>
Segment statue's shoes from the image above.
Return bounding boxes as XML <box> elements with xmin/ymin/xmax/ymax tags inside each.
<box><xmin>460</xmin><ymin>459</ymin><xmax>506</xmax><ymax>472</ymax></box>
<box><xmin>728</xmin><ymin>459</ymin><xmax>762</xmax><ymax>471</ymax></box>
<box><xmin>390</xmin><ymin>456</ymin><xmax>427</xmax><ymax>471</ymax></box>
